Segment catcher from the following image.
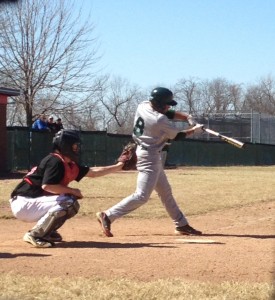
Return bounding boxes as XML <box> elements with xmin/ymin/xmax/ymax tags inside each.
<box><xmin>9</xmin><ymin>129</ymin><xmax>127</xmax><ymax>248</ymax></box>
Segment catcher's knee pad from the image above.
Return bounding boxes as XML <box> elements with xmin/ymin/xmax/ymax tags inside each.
<box><xmin>66</xmin><ymin>200</ymin><xmax>80</xmax><ymax>219</ymax></box>
<box><xmin>30</xmin><ymin>209</ymin><xmax>67</xmax><ymax>238</ymax></box>
<box><xmin>30</xmin><ymin>198</ymin><xmax>80</xmax><ymax>238</ymax></box>
<box><xmin>57</xmin><ymin>195</ymin><xmax>80</xmax><ymax>218</ymax></box>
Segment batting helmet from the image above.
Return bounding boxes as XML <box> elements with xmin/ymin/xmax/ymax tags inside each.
<box><xmin>150</xmin><ymin>87</ymin><xmax>177</xmax><ymax>112</ymax></box>
<box><xmin>52</xmin><ymin>129</ymin><xmax>80</xmax><ymax>162</ymax></box>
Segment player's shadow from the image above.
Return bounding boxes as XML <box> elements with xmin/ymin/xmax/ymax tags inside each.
<box><xmin>58</xmin><ymin>241</ymin><xmax>176</xmax><ymax>249</ymax></box>
<box><xmin>0</xmin><ymin>252</ymin><xmax>51</xmax><ymax>259</ymax></box>
<box><xmin>203</xmin><ymin>233</ymin><xmax>275</xmax><ymax>239</ymax></box>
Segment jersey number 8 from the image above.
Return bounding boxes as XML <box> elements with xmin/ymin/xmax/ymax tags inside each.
<box><xmin>133</xmin><ymin>117</ymin><xmax>144</xmax><ymax>137</ymax></box>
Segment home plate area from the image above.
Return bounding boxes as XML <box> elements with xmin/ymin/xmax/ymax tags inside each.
<box><xmin>176</xmin><ymin>238</ymin><xmax>224</xmax><ymax>244</ymax></box>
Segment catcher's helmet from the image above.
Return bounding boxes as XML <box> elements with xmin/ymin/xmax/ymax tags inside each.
<box><xmin>52</xmin><ymin>129</ymin><xmax>80</xmax><ymax>162</ymax></box>
<box><xmin>150</xmin><ymin>87</ymin><xmax>177</xmax><ymax>111</ymax></box>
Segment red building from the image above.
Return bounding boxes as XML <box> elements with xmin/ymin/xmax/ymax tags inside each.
<box><xmin>0</xmin><ymin>87</ymin><xmax>20</xmax><ymax>173</ymax></box>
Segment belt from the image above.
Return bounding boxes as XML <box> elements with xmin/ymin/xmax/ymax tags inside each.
<box><xmin>140</xmin><ymin>146</ymin><xmax>161</xmax><ymax>153</ymax></box>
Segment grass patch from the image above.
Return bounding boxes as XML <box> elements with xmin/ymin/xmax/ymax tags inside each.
<box><xmin>1</xmin><ymin>166</ymin><xmax>275</xmax><ymax>219</ymax></box>
<box><xmin>0</xmin><ymin>274</ymin><xmax>273</xmax><ymax>300</ymax></box>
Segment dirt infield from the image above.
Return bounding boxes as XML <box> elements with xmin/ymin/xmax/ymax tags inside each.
<box><xmin>0</xmin><ymin>200</ymin><xmax>274</xmax><ymax>283</ymax></box>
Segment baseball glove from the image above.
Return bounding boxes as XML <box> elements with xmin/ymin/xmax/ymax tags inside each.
<box><xmin>117</xmin><ymin>141</ymin><xmax>137</xmax><ymax>170</ymax></box>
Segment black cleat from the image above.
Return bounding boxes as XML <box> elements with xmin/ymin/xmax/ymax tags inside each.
<box><xmin>96</xmin><ymin>212</ymin><xmax>113</xmax><ymax>237</ymax></box>
<box><xmin>45</xmin><ymin>230</ymin><xmax>62</xmax><ymax>242</ymax></box>
<box><xmin>175</xmin><ymin>224</ymin><xmax>202</xmax><ymax>236</ymax></box>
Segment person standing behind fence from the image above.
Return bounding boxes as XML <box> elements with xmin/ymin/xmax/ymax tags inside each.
<box><xmin>47</xmin><ymin>116</ymin><xmax>57</xmax><ymax>133</ymax></box>
<box><xmin>55</xmin><ymin>118</ymin><xmax>64</xmax><ymax>132</ymax></box>
<box><xmin>32</xmin><ymin>114</ymin><xmax>50</xmax><ymax>132</ymax></box>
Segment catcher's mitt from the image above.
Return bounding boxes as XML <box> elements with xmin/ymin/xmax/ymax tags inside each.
<box><xmin>117</xmin><ymin>141</ymin><xmax>137</xmax><ymax>170</ymax></box>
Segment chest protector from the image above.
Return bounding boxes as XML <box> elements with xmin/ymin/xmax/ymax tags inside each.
<box><xmin>52</xmin><ymin>153</ymin><xmax>79</xmax><ymax>186</ymax></box>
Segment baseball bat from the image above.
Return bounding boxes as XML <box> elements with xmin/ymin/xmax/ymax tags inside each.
<box><xmin>203</xmin><ymin>127</ymin><xmax>245</xmax><ymax>149</ymax></box>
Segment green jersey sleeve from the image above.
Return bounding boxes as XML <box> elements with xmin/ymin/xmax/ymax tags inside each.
<box><xmin>165</xmin><ymin>109</ymin><xmax>175</xmax><ymax>119</ymax></box>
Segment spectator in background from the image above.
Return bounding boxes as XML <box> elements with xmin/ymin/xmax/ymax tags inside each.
<box><xmin>47</xmin><ymin>116</ymin><xmax>57</xmax><ymax>133</ymax></box>
<box><xmin>55</xmin><ymin>118</ymin><xmax>64</xmax><ymax>132</ymax></box>
<box><xmin>32</xmin><ymin>114</ymin><xmax>50</xmax><ymax>132</ymax></box>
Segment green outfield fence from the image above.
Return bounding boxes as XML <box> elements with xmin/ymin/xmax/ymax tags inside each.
<box><xmin>6</xmin><ymin>127</ymin><xmax>275</xmax><ymax>172</ymax></box>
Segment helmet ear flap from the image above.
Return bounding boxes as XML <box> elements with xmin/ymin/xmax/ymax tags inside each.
<box><xmin>150</xmin><ymin>97</ymin><xmax>166</xmax><ymax>113</ymax></box>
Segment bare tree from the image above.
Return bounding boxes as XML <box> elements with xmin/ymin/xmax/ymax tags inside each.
<box><xmin>174</xmin><ymin>77</ymin><xmax>244</xmax><ymax>116</ymax></box>
<box><xmin>97</xmin><ymin>76</ymin><xmax>143</xmax><ymax>134</ymax></box>
<box><xmin>243</xmin><ymin>75</ymin><xmax>275</xmax><ymax>115</ymax></box>
<box><xmin>227</xmin><ymin>83</ymin><xmax>243</xmax><ymax>111</ymax></box>
<box><xmin>174</xmin><ymin>77</ymin><xmax>202</xmax><ymax>114</ymax></box>
<box><xmin>198</xmin><ymin>78</ymin><xmax>243</xmax><ymax>114</ymax></box>
<box><xmin>0</xmin><ymin>0</ymin><xmax>100</xmax><ymax>127</ymax></box>
<box><xmin>58</xmin><ymin>75</ymin><xmax>110</xmax><ymax>131</ymax></box>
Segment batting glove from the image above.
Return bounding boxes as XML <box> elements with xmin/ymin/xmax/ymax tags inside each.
<box><xmin>187</xmin><ymin>115</ymin><xmax>195</xmax><ymax>126</ymax></box>
<box><xmin>192</xmin><ymin>123</ymin><xmax>204</xmax><ymax>134</ymax></box>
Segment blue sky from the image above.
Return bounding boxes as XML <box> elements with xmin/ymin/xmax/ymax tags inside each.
<box><xmin>78</xmin><ymin>0</ymin><xmax>275</xmax><ymax>89</ymax></box>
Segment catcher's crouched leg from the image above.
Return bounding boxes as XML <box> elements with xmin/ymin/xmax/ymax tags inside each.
<box><xmin>23</xmin><ymin>197</ymin><xmax>80</xmax><ymax>248</ymax></box>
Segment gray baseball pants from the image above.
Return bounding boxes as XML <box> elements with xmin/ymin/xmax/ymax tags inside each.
<box><xmin>106</xmin><ymin>147</ymin><xmax>188</xmax><ymax>228</ymax></box>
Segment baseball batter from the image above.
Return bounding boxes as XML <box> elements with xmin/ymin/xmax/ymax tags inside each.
<box><xmin>97</xmin><ymin>87</ymin><xmax>203</xmax><ymax>237</ymax></box>
<box><xmin>9</xmin><ymin>129</ymin><xmax>124</xmax><ymax>248</ymax></box>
